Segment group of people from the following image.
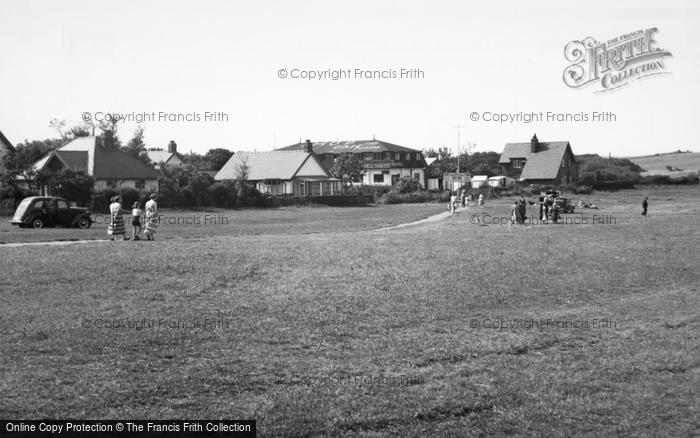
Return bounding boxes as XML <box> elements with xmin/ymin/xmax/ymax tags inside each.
<box><xmin>510</xmin><ymin>195</ymin><xmax>560</xmax><ymax>224</ymax></box>
<box><xmin>108</xmin><ymin>193</ymin><xmax>159</xmax><ymax>241</ymax></box>
<box><xmin>448</xmin><ymin>190</ymin><xmax>484</xmax><ymax>213</ymax></box>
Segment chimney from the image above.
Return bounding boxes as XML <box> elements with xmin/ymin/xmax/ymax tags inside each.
<box><xmin>103</xmin><ymin>130</ymin><xmax>114</xmax><ymax>149</ymax></box>
<box><xmin>305</xmin><ymin>139</ymin><xmax>313</xmax><ymax>154</ymax></box>
<box><xmin>168</xmin><ymin>140</ymin><xmax>177</xmax><ymax>154</ymax></box>
<box><xmin>530</xmin><ymin>134</ymin><xmax>538</xmax><ymax>153</ymax></box>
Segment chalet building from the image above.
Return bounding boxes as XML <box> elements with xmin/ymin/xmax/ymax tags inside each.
<box><xmin>276</xmin><ymin>139</ymin><xmax>427</xmax><ymax>187</ymax></box>
<box><xmin>32</xmin><ymin>132</ymin><xmax>159</xmax><ymax>194</ymax></box>
<box><xmin>0</xmin><ymin>130</ymin><xmax>15</xmax><ymax>183</ymax></box>
<box><xmin>499</xmin><ymin>134</ymin><xmax>578</xmax><ymax>185</ymax></box>
<box><xmin>215</xmin><ymin>141</ymin><xmax>342</xmax><ymax>196</ymax></box>
<box><xmin>146</xmin><ymin>140</ymin><xmax>185</xmax><ymax>168</ymax></box>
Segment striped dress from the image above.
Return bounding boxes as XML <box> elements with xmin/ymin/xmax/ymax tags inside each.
<box><xmin>145</xmin><ymin>216</ymin><xmax>159</xmax><ymax>234</ymax></box>
<box><xmin>145</xmin><ymin>199</ymin><xmax>158</xmax><ymax>235</ymax></box>
<box><xmin>108</xmin><ymin>202</ymin><xmax>126</xmax><ymax>236</ymax></box>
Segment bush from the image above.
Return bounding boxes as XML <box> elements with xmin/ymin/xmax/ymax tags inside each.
<box><xmin>92</xmin><ymin>187</ymin><xmax>149</xmax><ymax>212</ymax></box>
<box><xmin>207</xmin><ymin>181</ymin><xmax>238</xmax><ymax>208</ymax></box>
<box><xmin>377</xmin><ymin>191</ymin><xmax>450</xmax><ymax>204</ymax></box>
<box><xmin>393</xmin><ymin>177</ymin><xmax>422</xmax><ymax>193</ymax></box>
<box><xmin>0</xmin><ymin>185</ymin><xmax>38</xmax><ymax>216</ymax></box>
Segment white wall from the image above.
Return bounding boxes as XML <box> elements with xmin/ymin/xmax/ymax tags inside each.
<box><xmin>95</xmin><ymin>179</ymin><xmax>159</xmax><ymax>192</ymax></box>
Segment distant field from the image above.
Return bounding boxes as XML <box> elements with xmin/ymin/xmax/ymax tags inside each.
<box><xmin>1</xmin><ymin>187</ymin><xmax>699</xmax><ymax>436</ymax></box>
<box><xmin>627</xmin><ymin>152</ymin><xmax>700</xmax><ymax>176</ymax></box>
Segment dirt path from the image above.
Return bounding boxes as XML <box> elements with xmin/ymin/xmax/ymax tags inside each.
<box><xmin>377</xmin><ymin>205</ymin><xmax>467</xmax><ymax>230</ymax></box>
<box><xmin>0</xmin><ymin>239</ymin><xmax>112</xmax><ymax>248</ymax></box>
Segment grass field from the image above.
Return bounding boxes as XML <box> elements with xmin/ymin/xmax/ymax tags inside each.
<box><xmin>1</xmin><ymin>187</ymin><xmax>699</xmax><ymax>437</ymax></box>
<box><xmin>627</xmin><ymin>151</ymin><xmax>700</xmax><ymax>176</ymax></box>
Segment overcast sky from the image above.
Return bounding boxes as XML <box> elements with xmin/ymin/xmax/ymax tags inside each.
<box><xmin>0</xmin><ymin>0</ymin><xmax>697</xmax><ymax>157</ymax></box>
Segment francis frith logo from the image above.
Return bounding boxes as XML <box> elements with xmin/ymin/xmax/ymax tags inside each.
<box><xmin>563</xmin><ymin>28</ymin><xmax>672</xmax><ymax>92</ymax></box>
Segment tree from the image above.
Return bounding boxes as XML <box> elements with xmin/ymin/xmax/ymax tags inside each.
<box><xmin>49</xmin><ymin>118</ymin><xmax>92</xmax><ymax>140</ymax></box>
<box><xmin>577</xmin><ymin>155</ymin><xmax>642</xmax><ymax>185</ymax></box>
<box><xmin>329</xmin><ymin>154</ymin><xmax>364</xmax><ymax>183</ymax></box>
<box><xmin>203</xmin><ymin>148</ymin><xmax>234</xmax><ymax>171</ymax></box>
<box><xmin>2</xmin><ymin>138</ymin><xmax>63</xmax><ymax>189</ymax></box>
<box><xmin>36</xmin><ymin>168</ymin><xmax>94</xmax><ymax>205</ymax></box>
<box><xmin>181</xmin><ymin>151</ymin><xmax>206</xmax><ymax>170</ymax></box>
<box><xmin>123</xmin><ymin>126</ymin><xmax>152</xmax><ymax>166</ymax></box>
<box><xmin>234</xmin><ymin>157</ymin><xmax>252</xmax><ymax>199</ymax></box>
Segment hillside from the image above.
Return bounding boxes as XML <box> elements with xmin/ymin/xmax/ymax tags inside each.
<box><xmin>627</xmin><ymin>151</ymin><xmax>700</xmax><ymax>176</ymax></box>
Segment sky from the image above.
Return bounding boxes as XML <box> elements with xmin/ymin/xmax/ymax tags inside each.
<box><xmin>0</xmin><ymin>0</ymin><xmax>698</xmax><ymax>157</ymax></box>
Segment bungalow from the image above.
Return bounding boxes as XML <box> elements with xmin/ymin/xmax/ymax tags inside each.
<box><xmin>32</xmin><ymin>132</ymin><xmax>159</xmax><ymax>195</ymax></box>
<box><xmin>146</xmin><ymin>140</ymin><xmax>185</xmax><ymax>168</ymax></box>
<box><xmin>488</xmin><ymin>176</ymin><xmax>516</xmax><ymax>188</ymax></box>
<box><xmin>215</xmin><ymin>141</ymin><xmax>342</xmax><ymax>196</ymax></box>
<box><xmin>0</xmin><ymin>129</ymin><xmax>15</xmax><ymax>182</ymax></box>
<box><xmin>499</xmin><ymin>134</ymin><xmax>578</xmax><ymax>185</ymax></box>
<box><xmin>470</xmin><ymin>175</ymin><xmax>489</xmax><ymax>188</ymax></box>
<box><xmin>276</xmin><ymin>138</ymin><xmax>427</xmax><ymax>187</ymax></box>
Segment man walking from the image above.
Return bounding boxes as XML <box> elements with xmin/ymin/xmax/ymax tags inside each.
<box><xmin>642</xmin><ymin>196</ymin><xmax>648</xmax><ymax>216</ymax></box>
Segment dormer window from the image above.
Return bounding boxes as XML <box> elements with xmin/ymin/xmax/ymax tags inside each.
<box><xmin>512</xmin><ymin>159</ymin><xmax>524</xmax><ymax>169</ymax></box>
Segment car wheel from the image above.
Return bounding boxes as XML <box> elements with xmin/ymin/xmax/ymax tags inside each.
<box><xmin>77</xmin><ymin>217</ymin><xmax>91</xmax><ymax>229</ymax></box>
<box><xmin>31</xmin><ymin>217</ymin><xmax>45</xmax><ymax>229</ymax></box>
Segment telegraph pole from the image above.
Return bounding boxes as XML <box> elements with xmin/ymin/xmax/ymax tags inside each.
<box><xmin>453</xmin><ymin>123</ymin><xmax>463</xmax><ymax>173</ymax></box>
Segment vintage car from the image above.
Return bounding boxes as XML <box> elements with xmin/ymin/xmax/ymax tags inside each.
<box><xmin>10</xmin><ymin>196</ymin><xmax>92</xmax><ymax>229</ymax></box>
<box><xmin>554</xmin><ymin>197</ymin><xmax>576</xmax><ymax>214</ymax></box>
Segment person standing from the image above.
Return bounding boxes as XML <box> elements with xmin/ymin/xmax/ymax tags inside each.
<box><xmin>131</xmin><ymin>201</ymin><xmax>144</xmax><ymax>241</ymax></box>
<box><xmin>108</xmin><ymin>196</ymin><xmax>128</xmax><ymax>241</ymax></box>
<box><xmin>512</xmin><ymin>200</ymin><xmax>520</xmax><ymax>224</ymax></box>
<box><xmin>518</xmin><ymin>198</ymin><xmax>527</xmax><ymax>224</ymax></box>
<box><xmin>478</xmin><ymin>193</ymin><xmax>484</xmax><ymax>206</ymax></box>
<box><xmin>144</xmin><ymin>193</ymin><xmax>159</xmax><ymax>241</ymax></box>
<box><xmin>642</xmin><ymin>196</ymin><xmax>648</xmax><ymax>216</ymax></box>
<box><xmin>460</xmin><ymin>189</ymin><xmax>466</xmax><ymax>208</ymax></box>
<box><xmin>449</xmin><ymin>191</ymin><xmax>457</xmax><ymax>213</ymax></box>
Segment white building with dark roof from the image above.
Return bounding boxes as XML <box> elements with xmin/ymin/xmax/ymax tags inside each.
<box><xmin>499</xmin><ymin>134</ymin><xmax>578</xmax><ymax>185</ymax></box>
<box><xmin>146</xmin><ymin>141</ymin><xmax>184</xmax><ymax>168</ymax></box>
<box><xmin>276</xmin><ymin>139</ymin><xmax>427</xmax><ymax>187</ymax></box>
<box><xmin>215</xmin><ymin>141</ymin><xmax>342</xmax><ymax>196</ymax></box>
<box><xmin>32</xmin><ymin>132</ymin><xmax>160</xmax><ymax>194</ymax></box>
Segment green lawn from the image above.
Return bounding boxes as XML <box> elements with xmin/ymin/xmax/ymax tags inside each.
<box><xmin>0</xmin><ymin>203</ymin><xmax>443</xmax><ymax>244</ymax></box>
<box><xmin>1</xmin><ymin>188</ymin><xmax>698</xmax><ymax>437</ymax></box>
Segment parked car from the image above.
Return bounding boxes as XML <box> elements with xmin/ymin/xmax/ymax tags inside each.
<box><xmin>10</xmin><ymin>196</ymin><xmax>92</xmax><ymax>229</ymax></box>
<box><xmin>554</xmin><ymin>197</ymin><xmax>576</xmax><ymax>213</ymax></box>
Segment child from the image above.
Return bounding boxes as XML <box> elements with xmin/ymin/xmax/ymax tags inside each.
<box><xmin>131</xmin><ymin>201</ymin><xmax>143</xmax><ymax>241</ymax></box>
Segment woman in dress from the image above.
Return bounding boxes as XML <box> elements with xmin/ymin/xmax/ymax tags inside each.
<box><xmin>108</xmin><ymin>196</ymin><xmax>129</xmax><ymax>241</ymax></box>
<box><xmin>144</xmin><ymin>193</ymin><xmax>159</xmax><ymax>241</ymax></box>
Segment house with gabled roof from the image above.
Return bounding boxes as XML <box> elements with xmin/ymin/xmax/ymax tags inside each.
<box><xmin>0</xmin><ymin>129</ymin><xmax>16</xmax><ymax>182</ymax></box>
<box><xmin>499</xmin><ymin>134</ymin><xmax>578</xmax><ymax>185</ymax></box>
<box><xmin>146</xmin><ymin>140</ymin><xmax>185</xmax><ymax>168</ymax></box>
<box><xmin>32</xmin><ymin>132</ymin><xmax>159</xmax><ymax>195</ymax></box>
<box><xmin>215</xmin><ymin>141</ymin><xmax>342</xmax><ymax>196</ymax></box>
<box><xmin>276</xmin><ymin>138</ymin><xmax>427</xmax><ymax>187</ymax></box>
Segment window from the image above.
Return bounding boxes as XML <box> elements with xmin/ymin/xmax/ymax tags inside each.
<box><xmin>373</xmin><ymin>173</ymin><xmax>384</xmax><ymax>183</ymax></box>
<box><xmin>512</xmin><ymin>159</ymin><xmax>523</xmax><ymax>169</ymax></box>
<box><xmin>364</xmin><ymin>153</ymin><xmax>373</xmax><ymax>161</ymax></box>
<box><xmin>416</xmin><ymin>152</ymin><xmax>422</xmax><ymax>161</ymax></box>
<box><xmin>414</xmin><ymin>173</ymin><xmax>420</xmax><ymax>180</ymax></box>
<box><xmin>373</xmin><ymin>152</ymin><xmax>383</xmax><ymax>160</ymax></box>
<box><xmin>56</xmin><ymin>200</ymin><xmax>68</xmax><ymax>209</ymax></box>
<box><xmin>135</xmin><ymin>179</ymin><xmax>146</xmax><ymax>189</ymax></box>
<box><xmin>106</xmin><ymin>180</ymin><xmax>117</xmax><ymax>188</ymax></box>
